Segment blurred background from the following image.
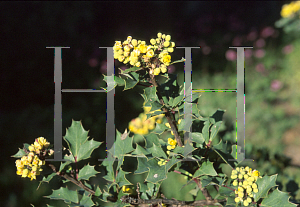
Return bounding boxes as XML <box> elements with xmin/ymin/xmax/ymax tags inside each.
<box><xmin>1</xmin><ymin>1</ymin><xmax>300</xmax><ymax>206</ymax></box>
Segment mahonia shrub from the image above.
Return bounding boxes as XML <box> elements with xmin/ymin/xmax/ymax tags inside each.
<box><xmin>12</xmin><ymin>33</ymin><xmax>297</xmax><ymax>207</ymax></box>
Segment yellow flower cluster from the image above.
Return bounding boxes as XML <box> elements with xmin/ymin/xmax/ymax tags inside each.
<box><xmin>113</xmin><ymin>33</ymin><xmax>175</xmax><ymax>76</ymax></box>
<box><xmin>128</xmin><ymin>106</ymin><xmax>164</xmax><ymax>135</ymax></box>
<box><xmin>122</xmin><ymin>185</ymin><xmax>133</xmax><ymax>194</ymax></box>
<box><xmin>157</xmin><ymin>158</ymin><xmax>168</xmax><ymax>166</ymax></box>
<box><xmin>166</xmin><ymin>138</ymin><xmax>177</xmax><ymax>156</ymax></box>
<box><xmin>15</xmin><ymin>137</ymin><xmax>53</xmax><ymax>180</ymax></box>
<box><xmin>231</xmin><ymin>166</ymin><xmax>262</xmax><ymax>206</ymax></box>
<box><xmin>165</xmin><ymin>119</ymin><xmax>182</xmax><ymax>135</ymax></box>
<box><xmin>281</xmin><ymin>1</ymin><xmax>300</xmax><ymax>18</ymax></box>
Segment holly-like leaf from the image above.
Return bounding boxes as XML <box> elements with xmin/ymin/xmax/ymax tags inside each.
<box><xmin>101</xmin><ymin>152</ymin><xmax>115</xmax><ymax>183</ymax></box>
<box><xmin>123</xmin><ymin>72</ymin><xmax>139</xmax><ymax>90</ymax></box>
<box><xmin>172</xmin><ymin>94</ymin><xmax>184</xmax><ymax>108</ymax></box>
<box><xmin>131</xmin><ymin>144</ymin><xmax>151</xmax><ymax>158</ymax></box>
<box><xmin>59</xmin><ymin>161</ymin><xmax>72</xmax><ymax>172</ymax></box>
<box><xmin>108</xmin><ymin>129</ymin><xmax>134</xmax><ymax>160</ymax></box>
<box><xmin>63</xmin><ymin>120</ymin><xmax>102</xmax><ymax>162</ymax></box>
<box><xmin>144</xmin><ymin>133</ymin><xmax>161</xmax><ymax>148</ymax></box>
<box><xmin>11</xmin><ymin>148</ymin><xmax>27</xmax><ymax>158</ymax></box>
<box><xmin>72</xmin><ymin>193</ymin><xmax>95</xmax><ymax>207</ymax></box>
<box><xmin>45</xmin><ymin>187</ymin><xmax>78</xmax><ymax>203</ymax></box>
<box><xmin>102</xmin><ymin>74</ymin><xmax>118</xmax><ymax>92</ymax></box>
<box><xmin>147</xmin><ymin>143</ymin><xmax>168</xmax><ymax>159</ymax></box>
<box><xmin>260</xmin><ymin>188</ymin><xmax>297</xmax><ymax>207</ymax></box>
<box><xmin>77</xmin><ymin>164</ymin><xmax>99</xmax><ymax>181</ymax></box>
<box><xmin>116</xmin><ymin>168</ymin><xmax>132</xmax><ymax>188</ymax></box>
<box><xmin>191</xmin><ymin>132</ymin><xmax>205</xmax><ymax>146</ymax></box>
<box><xmin>193</xmin><ymin>161</ymin><xmax>217</xmax><ymax>178</ymax></box>
<box><xmin>199</xmin><ymin>175</ymin><xmax>226</xmax><ymax>188</ymax></box>
<box><xmin>210</xmin><ymin>121</ymin><xmax>222</xmax><ymax>141</ymax></box>
<box><xmin>202</xmin><ymin>120</ymin><xmax>211</xmax><ymax>143</ymax></box>
<box><xmin>254</xmin><ymin>174</ymin><xmax>278</xmax><ymax>202</ymax></box>
<box><xmin>37</xmin><ymin>172</ymin><xmax>57</xmax><ymax>190</ymax></box>
<box><xmin>212</xmin><ymin>140</ymin><xmax>239</xmax><ymax>168</ymax></box>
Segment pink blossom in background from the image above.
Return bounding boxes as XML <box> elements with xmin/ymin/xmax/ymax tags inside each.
<box><xmin>244</xmin><ymin>49</ymin><xmax>253</xmax><ymax>59</ymax></box>
<box><xmin>270</xmin><ymin>80</ymin><xmax>282</xmax><ymax>91</ymax></box>
<box><xmin>247</xmin><ymin>30</ymin><xmax>257</xmax><ymax>41</ymax></box>
<box><xmin>202</xmin><ymin>46</ymin><xmax>211</xmax><ymax>55</ymax></box>
<box><xmin>255</xmin><ymin>38</ymin><xmax>266</xmax><ymax>48</ymax></box>
<box><xmin>254</xmin><ymin>49</ymin><xmax>265</xmax><ymax>58</ymax></box>
<box><xmin>282</xmin><ymin>45</ymin><xmax>294</xmax><ymax>55</ymax></box>
<box><xmin>255</xmin><ymin>63</ymin><xmax>265</xmax><ymax>73</ymax></box>
<box><xmin>88</xmin><ymin>58</ymin><xmax>99</xmax><ymax>67</ymax></box>
<box><xmin>261</xmin><ymin>26</ymin><xmax>275</xmax><ymax>38</ymax></box>
<box><xmin>225</xmin><ymin>49</ymin><xmax>237</xmax><ymax>61</ymax></box>
<box><xmin>232</xmin><ymin>36</ymin><xmax>243</xmax><ymax>46</ymax></box>
<box><xmin>168</xmin><ymin>65</ymin><xmax>175</xmax><ymax>73</ymax></box>
<box><xmin>100</xmin><ymin>60</ymin><xmax>107</xmax><ymax>74</ymax></box>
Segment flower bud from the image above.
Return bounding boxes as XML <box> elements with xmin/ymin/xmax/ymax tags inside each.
<box><xmin>165</xmin><ymin>35</ymin><xmax>171</xmax><ymax>41</ymax></box>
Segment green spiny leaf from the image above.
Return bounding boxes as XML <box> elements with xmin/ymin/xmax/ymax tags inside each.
<box><xmin>77</xmin><ymin>164</ymin><xmax>99</xmax><ymax>181</ymax></box>
<box><xmin>45</xmin><ymin>187</ymin><xmax>79</xmax><ymax>203</ymax></box>
<box><xmin>254</xmin><ymin>174</ymin><xmax>278</xmax><ymax>202</ymax></box>
<box><xmin>193</xmin><ymin>161</ymin><xmax>217</xmax><ymax>178</ymax></box>
<box><xmin>260</xmin><ymin>188</ymin><xmax>297</xmax><ymax>207</ymax></box>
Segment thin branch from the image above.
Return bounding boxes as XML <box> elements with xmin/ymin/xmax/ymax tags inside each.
<box><xmin>149</xmin><ymin>73</ymin><xmax>183</xmax><ymax>147</ymax></box>
<box><xmin>47</xmin><ymin>163</ymin><xmax>95</xmax><ymax>195</ymax></box>
<box><xmin>120</xmin><ymin>195</ymin><xmax>226</xmax><ymax>206</ymax></box>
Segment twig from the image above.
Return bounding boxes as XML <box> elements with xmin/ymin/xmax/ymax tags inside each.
<box><xmin>120</xmin><ymin>195</ymin><xmax>226</xmax><ymax>206</ymax></box>
<box><xmin>149</xmin><ymin>73</ymin><xmax>183</xmax><ymax>147</ymax></box>
<box><xmin>47</xmin><ymin>163</ymin><xmax>95</xmax><ymax>195</ymax></box>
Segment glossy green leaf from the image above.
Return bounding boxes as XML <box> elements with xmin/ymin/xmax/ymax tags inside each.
<box><xmin>147</xmin><ymin>143</ymin><xmax>168</xmax><ymax>159</ymax></box>
<box><xmin>144</xmin><ymin>133</ymin><xmax>161</xmax><ymax>148</ymax></box>
<box><xmin>254</xmin><ymin>174</ymin><xmax>278</xmax><ymax>202</ymax></box>
<box><xmin>63</xmin><ymin>120</ymin><xmax>102</xmax><ymax>162</ymax></box>
<box><xmin>172</xmin><ymin>94</ymin><xmax>184</xmax><ymax>108</ymax></box>
<box><xmin>193</xmin><ymin>161</ymin><xmax>217</xmax><ymax>178</ymax></box>
<box><xmin>123</xmin><ymin>72</ymin><xmax>139</xmax><ymax>90</ymax></box>
<box><xmin>77</xmin><ymin>164</ymin><xmax>99</xmax><ymax>181</ymax></box>
<box><xmin>191</xmin><ymin>132</ymin><xmax>205</xmax><ymax>145</ymax></box>
<box><xmin>260</xmin><ymin>188</ymin><xmax>297</xmax><ymax>207</ymax></box>
<box><xmin>115</xmin><ymin>168</ymin><xmax>132</xmax><ymax>188</ymax></box>
<box><xmin>108</xmin><ymin>129</ymin><xmax>134</xmax><ymax>160</ymax></box>
<box><xmin>11</xmin><ymin>148</ymin><xmax>27</xmax><ymax>158</ymax></box>
<box><xmin>45</xmin><ymin>187</ymin><xmax>78</xmax><ymax>203</ymax></box>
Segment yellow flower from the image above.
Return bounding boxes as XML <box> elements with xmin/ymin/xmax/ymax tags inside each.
<box><xmin>157</xmin><ymin>32</ymin><xmax>162</xmax><ymax>38</ymax></box>
<box><xmin>243</xmin><ymin>200</ymin><xmax>249</xmax><ymax>206</ymax></box>
<box><xmin>124</xmin><ymin>45</ymin><xmax>131</xmax><ymax>52</ymax></box>
<box><xmin>138</xmin><ymin>43</ymin><xmax>147</xmax><ymax>53</ymax></box>
<box><xmin>167</xmin><ymin>47</ymin><xmax>174</xmax><ymax>53</ymax></box>
<box><xmin>22</xmin><ymin>168</ymin><xmax>29</xmax><ymax>178</ymax></box>
<box><xmin>235</xmin><ymin>197</ymin><xmax>240</xmax><ymax>203</ymax></box>
<box><xmin>135</xmin><ymin>61</ymin><xmax>141</xmax><ymax>67</ymax></box>
<box><xmin>154</xmin><ymin>68</ymin><xmax>160</xmax><ymax>76</ymax></box>
<box><xmin>165</xmin><ymin>35</ymin><xmax>171</xmax><ymax>41</ymax></box>
<box><xmin>161</xmin><ymin>55</ymin><xmax>171</xmax><ymax>65</ymax></box>
<box><xmin>150</xmin><ymin>38</ymin><xmax>156</xmax><ymax>45</ymax></box>
<box><xmin>131</xmin><ymin>39</ymin><xmax>137</xmax><ymax>46</ymax></box>
<box><xmin>163</xmin><ymin>41</ymin><xmax>170</xmax><ymax>47</ymax></box>
<box><xmin>146</xmin><ymin>49</ymin><xmax>154</xmax><ymax>58</ymax></box>
<box><xmin>165</xmin><ymin>123</ymin><xmax>171</xmax><ymax>128</ymax></box>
